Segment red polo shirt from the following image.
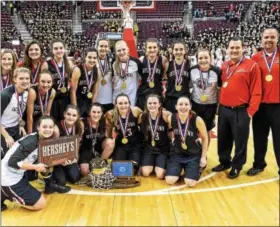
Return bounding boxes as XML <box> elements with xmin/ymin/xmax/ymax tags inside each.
<box><xmin>251</xmin><ymin>49</ymin><xmax>280</xmax><ymax>103</ymax></box>
<box><xmin>219</xmin><ymin>58</ymin><xmax>262</xmax><ymax>116</ymax></box>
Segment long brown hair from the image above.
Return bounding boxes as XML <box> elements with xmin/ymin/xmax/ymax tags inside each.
<box><xmin>141</xmin><ymin>94</ymin><xmax>162</xmax><ymax>141</ymax></box>
<box><xmin>22</xmin><ymin>40</ymin><xmax>44</xmax><ymax>70</ymax></box>
<box><xmin>88</xmin><ymin>102</ymin><xmax>106</xmax><ymax>134</ymax></box>
<box><xmin>112</xmin><ymin>93</ymin><xmax>131</xmax><ymax>127</ymax></box>
<box><xmin>63</xmin><ymin>104</ymin><xmax>83</xmax><ymax>137</ymax></box>
<box><xmin>50</xmin><ymin>39</ymin><xmax>72</xmax><ymax>78</ymax></box>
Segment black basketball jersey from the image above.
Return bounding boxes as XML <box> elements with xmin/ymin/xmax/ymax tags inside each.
<box><xmin>77</xmin><ymin>64</ymin><xmax>98</xmax><ymax>99</ymax></box>
<box><xmin>47</xmin><ymin>59</ymin><xmax>70</xmax><ymax>97</ymax></box>
<box><xmin>57</xmin><ymin>120</ymin><xmax>80</xmax><ymax>137</ymax></box>
<box><xmin>166</xmin><ymin>60</ymin><xmax>190</xmax><ymax>98</ymax></box>
<box><xmin>115</xmin><ymin>110</ymin><xmax>141</xmax><ymax>145</ymax></box>
<box><xmin>141</xmin><ymin>112</ymin><xmax>170</xmax><ymax>152</ymax></box>
<box><xmin>32</xmin><ymin>86</ymin><xmax>52</xmax><ymax>118</ymax></box>
<box><xmin>137</xmin><ymin>56</ymin><xmax>164</xmax><ymax>96</ymax></box>
<box><xmin>81</xmin><ymin>118</ymin><xmax>106</xmax><ymax>150</ymax></box>
<box><xmin>171</xmin><ymin>113</ymin><xmax>201</xmax><ymax>156</ymax></box>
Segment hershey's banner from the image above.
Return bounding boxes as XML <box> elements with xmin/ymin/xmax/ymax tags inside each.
<box><xmin>38</xmin><ymin>135</ymin><xmax>79</xmax><ymax>167</ymax></box>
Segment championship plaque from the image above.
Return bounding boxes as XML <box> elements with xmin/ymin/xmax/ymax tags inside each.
<box><xmin>38</xmin><ymin>135</ymin><xmax>79</xmax><ymax>167</ymax></box>
<box><xmin>112</xmin><ymin>161</ymin><xmax>134</xmax><ymax>177</ymax></box>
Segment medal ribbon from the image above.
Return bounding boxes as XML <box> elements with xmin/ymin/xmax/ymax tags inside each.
<box><xmin>52</xmin><ymin>59</ymin><xmax>65</xmax><ymax>88</ymax></box>
<box><xmin>263</xmin><ymin>48</ymin><xmax>277</xmax><ymax>74</ymax></box>
<box><xmin>88</xmin><ymin>118</ymin><xmax>99</xmax><ymax>145</ymax></box>
<box><xmin>15</xmin><ymin>88</ymin><xmax>25</xmax><ymax>118</ymax></box>
<box><xmin>32</xmin><ymin>62</ymin><xmax>41</xmax><ymax>84</ymax></box>
<box><xmin>120</xmin><ymin>59</ymin><xmax>130</xmax><ymax>80</ymax></box>
<box><xmin>174</xmin><ymin>60</ymin><xmax>186</xmax><ymax>86</ymax></box>
<box><xmin>199</xmin><ymin>70</ymin><xmax>210</xmax><ymax>91</ymax></box>
<box><xmin>98</xmin><ymin>58</ymin><xmax>107</xmax><ymax>78</ymax></box>
<box><xmin>148</xmin><ymin>112</ymin><xmax>160</xmax><ymax>142</ymax></box>
<box><xmin>38</xmin><ymin>90</ymin><xmax>49</xmax><ymax>115</ymax></box>
<box><xmin>147</xmin><ymin>57</ymin><xmax>158</xmax><ymax>83</ymax></box>
<box><xmin>118</xmin><ymin>110</ymin><xmax>130</xmax><ymax>138</ymax></box>
<box><xmin>225</xmin><ymin>57</ymin><xmax>244</xmax><ymax>81</ymax></box>
<box><xmin>176</xmin><ymin>114</ymin><xmax>190</xmax><ymax>144</ymax></box>
<box><xmin>84</xmin><ymin>64</ymin><xmax>94</xmax><ymax>92</ymax></box>
<box><xmin>62</xmin><ymin>120</ymin><xmax>76</xmax><ymax>136</ymax></box>
<box><xmin>1</xmin><ymin>75</ymin><xmax>10</xmax><ymax>90</ymax></box>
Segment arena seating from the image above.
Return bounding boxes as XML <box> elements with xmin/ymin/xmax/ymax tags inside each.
<box><xmin>137</xmin><ymin>1</ymin><xmax>184</xmax><ymax>19</ymax></box>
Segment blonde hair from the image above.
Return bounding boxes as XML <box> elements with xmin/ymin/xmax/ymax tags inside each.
<box><xmin>113</xmin><ymin>40</ymin><xmax>129</xmax><ymax>75</ymax></box>
<box><xmin>1</xmin><ymin>49</ymin><xmax>18</xmax><ymax>84</ymax></box>
<box><xmin>13</xmin><ymin>67</ymin><xmax>31</xmax><ymax>79</ymax></box>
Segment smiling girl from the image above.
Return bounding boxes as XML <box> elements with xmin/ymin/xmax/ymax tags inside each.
<box><xmin>165</xmin><ymin>96</ymin><xmax>208</xmax><ymax>187</ymax></box>
<box><xmin>71</xmin><ymin>47</ymin><xmax>100</xmax><ymax>118</ymax></box>
<box><xmin>1</xmin><ymin>67</ymin><xmax>31</xmax><ymax>158</ymax></box>
<box><xmin>163</xmin><ymin>41</ymin><xmax>191</xmax><ymax>113</ymax></box>
<box><xmin>139</xmin><ymin>94</ymin><xmax>171</xmax><ymax>179</ymax></box>
<box><xmin>79</xmin><ymin>103</ymin><xmax>115</xmax><ymax>176</ymax></box>
<box><xmin>1</xmin><ymin>116</ymin><xmax>56</xmax><ymax>211</ymax></box>
<box><xmin>1</xmin><ymin>49</ymin><xmax>17</xmax><ymax>91</ymax></box>
<box><xmin>17</xmin><ymin>40</ymin><xmax>48</xmax><ymax>85</ymax></box>
<box><xmin>27</xmin><ymin>70</ymin><xmax>56</xmax><ymax>133</ymax></box>
<box><xmin>52</xmin><ymin>105</ymin><xmax>84</xmax><ymax>186</ymax></box>
<box><xmin>190</xmin><ymin>48</ymin><xmax>221</xmax><ymax>146</ymax></box>
<box><xmin>106</xmin><ymin>93</ymin><xmax>142</xmax><ymax>169</ymax></box>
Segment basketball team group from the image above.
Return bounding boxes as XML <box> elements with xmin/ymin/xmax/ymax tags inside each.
<box><xmin>1</xmin><ymin>27</ymin><xmax>279</xmax><ymax>211</ymax></box>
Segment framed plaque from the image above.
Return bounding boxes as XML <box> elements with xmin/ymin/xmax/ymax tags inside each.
<box><xmin>112</xmin><ymin>161</ymin><xmax>134</xmax><ymax>177</ymax></box>
<box><xmin>38</xmin><ymin>135</ymin><xmax>79</xmax><ymax>167</ymax></box>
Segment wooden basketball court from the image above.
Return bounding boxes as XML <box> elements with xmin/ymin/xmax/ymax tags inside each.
<box><xmin>2</xmin><ymin>128</ymin><xmax>279</xmax><ymax>226</ymax></box>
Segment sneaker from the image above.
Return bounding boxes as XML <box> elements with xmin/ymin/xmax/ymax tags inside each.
<box><xmin>1</xmin><ymin>202</ymin><xmax>7</xmax><ymax>212</ymax></box>
<box><xmin>44</xmin><ymin>182</ymin><xmax>71</xmax><ymax>194</ymax></box>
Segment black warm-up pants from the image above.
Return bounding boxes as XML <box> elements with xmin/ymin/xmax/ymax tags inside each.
<box><xmin>252</xmin><ymin>103</ymin><xmax>280</xmax><ymax>174</ymax></box>
<box><xmin>217</xmin><ymin>105</ymin><xmax>251</xmax><ymax>169</ymax></box>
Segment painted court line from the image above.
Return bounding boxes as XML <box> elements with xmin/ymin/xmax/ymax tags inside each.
<box><xmin>68</xmin><ymin>172</ymin><xmax>216</xmax><ymax>196</ymax></box>
<box><xmin>67</xmin><ymin>174</ymin><xmax>278</xmax><ymax>196</ymax></box>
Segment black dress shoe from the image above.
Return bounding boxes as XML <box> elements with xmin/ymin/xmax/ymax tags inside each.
<box><xmin>228</xmin><ymin>168</ymin><xmax>240</xmax><ymax>179</ymax></box>
<box><xmin>1</xmin><ymin>202</ymin><xmax>7</xmax><ymax>212</ymax></box>
<box><xmin>212</xmin><ymin>163</ymin><xmax>231</xmax><ymax>172</ymax></box>
<box><xmin>246</xmin><ymin>167</ymin><xmax>264</xmax><ymax>176</ymax></box>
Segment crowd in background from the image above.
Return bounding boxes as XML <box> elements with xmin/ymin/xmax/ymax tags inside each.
<box><xmin>1</xmin><ymin>1</ymin><xmax>279</xmax><ymax>66</ymax></box>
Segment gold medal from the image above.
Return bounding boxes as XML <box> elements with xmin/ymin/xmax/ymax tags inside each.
<box><xmin>181</xmin><ymin>143</ymin><xmax>187</xmax><ymax>150</ymax></box>
<box><xmin>151</xmin><ymin>140</ymin><xmax>156</xmax><ymax>147</ymax></box>
<box><xmin>265</xmin><ymin>74</ymin><xmax>273</xmax><ymax>82</ymax></box>
<box><xmin>60</xmin><ymin>87</ymin><xmax>67</xmax><ymax>93</ymax></box>
<box><xmin>121</xmin><ymin>82</ymin><xmax>127</xmax><ymax>89</ymax></box>
<box><xmin>101</xmin><ymin>78</ymin><xmax>107</xmax><ymax>85</ymax></box>
<box><xmin>223</xmin><ymin>81</ymin><xmax>228</xmax><ymax>88</ymax></box>
<box><xmin>87</xmin><ymin>92</ymin><xmax>93</xmax><ymax>99</ymax></box>
<box><xmin>122</xmin><ymin>137</ymin><xmax>128</xmax><ymax>144</ymax></box>
<box><xmin>149</xmin><ymin>81</ymin><xmax>155</xmax><ymax>88</ymax></box>
<box><xmin>200</xmin><ymin>94</ymin><xmax>207</xmax><ymax>102</ymax></box>
<box><xmin>175</xmin><ymin>85</ymin><xmax>182</xmax><ymax>91</ymax></box>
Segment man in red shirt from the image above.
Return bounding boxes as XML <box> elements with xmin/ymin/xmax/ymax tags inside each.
<box><xmin>212</xmin><ymin>37</ymin><xmax>262</xmax><ymax>179</ymax></box>
<box><xmin>247</xmin><ymin>27</ymin><xmax>280</xmax><ymax>176</ymax></box>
